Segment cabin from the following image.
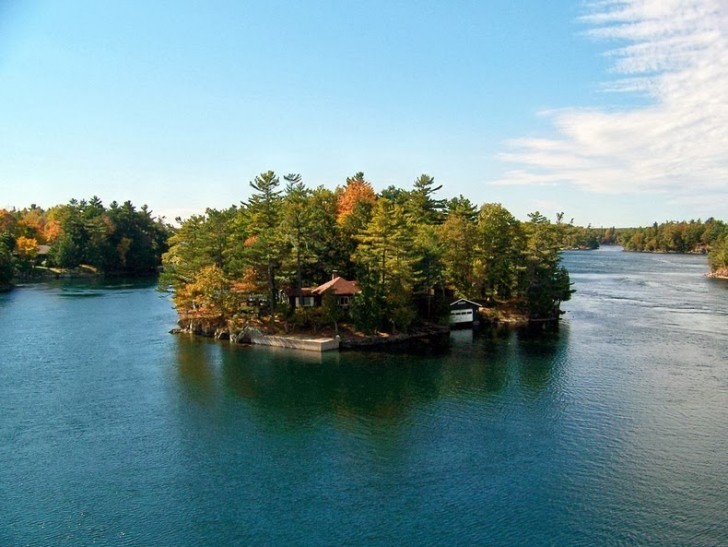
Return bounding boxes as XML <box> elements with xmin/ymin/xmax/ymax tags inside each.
<box><xmin>287</xmin><ymin>275</ymin><xmax>360</xmax><ymax>309</ymax></box>
<box><xmin>449</xmin><ymin>298</ymin><xmax>482</xmax><ymax>327</ymax></box>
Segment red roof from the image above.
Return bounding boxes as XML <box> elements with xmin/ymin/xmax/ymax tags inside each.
<box><xmin>311</xmin><ymin>276</ymin><xmax>359</xmax><ymax>296</ymax></box>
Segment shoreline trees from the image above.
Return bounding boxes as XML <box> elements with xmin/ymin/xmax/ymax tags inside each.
<box><xmin>161</xmin><ymin>171</ymin><xmax>575</xmax><ymax>335</ymax></box>
<box><xmin>0</xmin><ymin>199</ymin><xmax>172</xmax><ymax>286</ymax></box>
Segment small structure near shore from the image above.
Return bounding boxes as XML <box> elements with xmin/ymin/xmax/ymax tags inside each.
<box><xmin>286</xmin><ymin>275</ymin><xmax>359</xmax><ymax>309</ymax></box>
<box><xmin>246</xmin><ymin>333</ymin><xmax>339</xmax><ymax>352</ymax></box>
<box><xmin>449</xmin><ymin>298</ymin><xmax>482</xmax><ymax>327</ymax></box>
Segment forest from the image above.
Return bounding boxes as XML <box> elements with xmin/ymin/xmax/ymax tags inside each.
<box><xmin>159</xmin><ymin>172</ymin><xmax>573</xmax><ymax>335</ymax></box>
<box><xmin>0</xmin><ymin>197</ymin><xmax>171</xmax><ymax>290</ymax></box>
<box><xmin>615</xmin><ymin>219</ymin><xmax>728</xmax><ymax>253</ymax></box>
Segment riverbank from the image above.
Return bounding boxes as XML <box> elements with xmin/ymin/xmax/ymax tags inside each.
<box><xmin>706</xmin><ymin>267</ymin><xmax>728</xmax><ymax>280</ymax></box>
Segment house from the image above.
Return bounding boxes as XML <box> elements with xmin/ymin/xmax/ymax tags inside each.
<box><xmin>288</xmin><ymin>275</ymin><xmax>360</xmax><ymax>309</ymax></box>
<box><xmin>449</xmin><ymin>298</ymin><xmax>482</xmax><ymax>326</ymax></box>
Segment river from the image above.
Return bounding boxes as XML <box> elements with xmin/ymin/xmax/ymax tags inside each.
<box><xmin>0</xmin><ymin>248</ymin><xmax>726</xmax><ymax>546</ymax></box>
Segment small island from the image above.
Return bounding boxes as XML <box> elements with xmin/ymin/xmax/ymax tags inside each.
<box><xmin>160</xmin><ymin>171</ymin><xmax>575</xmax><ymax>350</ymax></box>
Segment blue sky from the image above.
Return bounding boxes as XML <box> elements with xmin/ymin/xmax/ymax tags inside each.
<box><xmin>1</xmin><ymin>0</ymin><xmax>726</xmax><ymax>227</ymax></box>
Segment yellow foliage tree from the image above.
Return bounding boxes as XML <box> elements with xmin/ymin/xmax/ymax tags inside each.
<box><xmin>15</xmin><ymin>236</ymin><xmax>38</xmax><ymax>260</ymax></box>
<box><xmin>174</xmin><ymin>264</ymin><xmax>233</xmax><ymax>320</ymax></box>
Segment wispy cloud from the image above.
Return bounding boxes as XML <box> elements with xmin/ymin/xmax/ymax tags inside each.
<box><xmin>494</xmin><ymin>0</ymin><xmax>728</xmax><ymax>211</ymax></box>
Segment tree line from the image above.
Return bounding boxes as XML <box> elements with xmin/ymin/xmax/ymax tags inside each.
<box><xmin>161</xmin><ymin>171</ymin><xmax>574</xmax><ymax>334</ymax></box>
<box><xmin>0</xmin><ymin>197</ymin><xmax>172</xmax><ymax>287</ymax></box>
<box><xmin>549</xmin><ymin>219</ymin><xmax>728</xmax><ymax>274</ymax></box>
<box><xmin>613</xmin><ymin>219</ymin><xmax>727</xmax><ymax>255</ymax></box>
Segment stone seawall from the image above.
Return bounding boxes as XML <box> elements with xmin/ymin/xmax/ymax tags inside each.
<box><xmin>339</xmin><ymin>325</ymin><xmax>450</xmax><ymax>352</ymax></box>
<box><xmin>248</xmin><ymin>334</ymin><xmax>339</xmax><ymax>352</ymax></box>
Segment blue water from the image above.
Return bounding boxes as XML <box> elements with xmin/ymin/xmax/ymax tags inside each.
<box><xmin>1</xmin><ymin>250</ymin><xmax>726</xmax><ymax>546</ymax></box>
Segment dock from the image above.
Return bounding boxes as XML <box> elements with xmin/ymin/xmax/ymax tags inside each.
<box><xmin>248</xmin><ymin>334</ymin><xmax>339</xmax><ymax>352</ymax></box>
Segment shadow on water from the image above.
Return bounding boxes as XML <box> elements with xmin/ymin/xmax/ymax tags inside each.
<box><xmin>173</xmin><ymin>322</ymin><xmax>570</xmax><ymax>430</ymax></box>
<box><xmin>217</xmin><ymin>346</ymin><xmax>444</xmax><ymax>428</ymax></box>
<box><xmin>175</xmin><ymin>337</ymin><xmax>218</xmax><ymax>403</ymax></box>
<box><xmin>514</xmin><ymin>324</ymin><xmax>569</xmax><ymax>393</ymax></box>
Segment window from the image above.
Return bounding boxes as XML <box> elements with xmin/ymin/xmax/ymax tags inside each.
<box><xmin>296</xmin><ymin>296</ymin><xmax>314</xmax><ymax>307</ymax></box>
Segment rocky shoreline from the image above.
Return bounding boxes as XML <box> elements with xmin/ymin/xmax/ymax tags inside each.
<box><xmin>706</xmin><ymin>267</ymin><xmax>728</xmax><ymax>280</ymax></box>
<box><xmin>338</xmin><ymin>324</ymin><xmax>451</xmax><ymax>352</ymax></box>
<box><xmin>172</xmin><ymin>318</ymin><xmax>451</xmax><ymax>353</ymax></box>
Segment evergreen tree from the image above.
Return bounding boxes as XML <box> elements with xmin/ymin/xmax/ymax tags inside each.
<box><xmin>245</xmin><ymin>171</ymin><xmax>283</xmax><ymax>317</ymax></box>
<box><xmin>0</xmin><ymin>240</ymin><xmax>14</xmax><ymax>288</ymax></box>
<box><xmin>407</xmin><ymin>174</ymin><xmax>446</xmax><ymax>225</ymax></box>
<box><xmin>353</xmin><ymin>198</ymin><xmax>418</xmax><ymax>332</ymax></box>
<box><xmin>520</xmin><ymin>212</ymin><xmax>573</xmax><ymax>321</ymax></box>
<box><xmin>439</xmin><ymin>211</ymin><xmax>478</xmax><ymax>297</ymax></box>
<box><xmin>474</xmin><ymin>203</ymin><xmax>523</xmax><ymax>301</ymax></box>
<box><xmin>446</xmin><ymin>195</ymin><xmax>478</xmax><ymax>222</ymax></box>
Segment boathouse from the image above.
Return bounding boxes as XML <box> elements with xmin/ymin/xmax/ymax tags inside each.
<box><xmin>449</xmin><ymin>298</ymin><xmax>482</xmax><ymax>326</ymax></box>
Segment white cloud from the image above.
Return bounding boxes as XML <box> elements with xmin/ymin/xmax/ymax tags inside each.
<box><xmin>494</xmin><ymin>0</ymin><xmax>728</xmax><ymax>212</ymax></box>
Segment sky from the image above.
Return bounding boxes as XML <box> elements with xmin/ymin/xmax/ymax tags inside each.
<box><xmin>1</xmin><ymin>0</ymin><xmax>726</xmax><ymax>227</ymax></box>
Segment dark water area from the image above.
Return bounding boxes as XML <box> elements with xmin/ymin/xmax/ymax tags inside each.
<box><xmin>1</xmin><ymin>251</ymin><xmax>726</xmax><ymax>546</ymax></box>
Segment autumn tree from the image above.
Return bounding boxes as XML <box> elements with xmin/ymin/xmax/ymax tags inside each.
<box><xmin>336</xmin><ymin>172</ymin><xmax>376</xmax><ymax>224</ymax></box>
<box><xmin>14</xmin><ymin>236</ymin><xmax>39</xmax><ymax>277</ymax></box>
<box><xmin>161</xmin><ymin>207</ymin><xmax>237</xmax><ymax>289</ymax></box>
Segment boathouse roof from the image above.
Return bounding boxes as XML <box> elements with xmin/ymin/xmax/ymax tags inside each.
<box><xmin>450</xmin><ymin>298</ymin><xmax>482</xmax><ymax>309</ymax></box>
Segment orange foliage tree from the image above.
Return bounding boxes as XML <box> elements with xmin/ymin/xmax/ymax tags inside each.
<box><xmin>18</xmin><ymin>209</ymin><xmax>46</xmax><ymax>242</ymax></box>
<box><xmin>336</xmin><ymin>172</ymin><xmax>376</xmax><ymax>225</ymax></box>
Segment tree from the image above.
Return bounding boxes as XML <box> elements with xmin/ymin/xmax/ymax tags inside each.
<box><xmin>336</xmin><ymin>173</ymin><xmax>377</xmax><ymax>279</ymax></box>
<box><xmin>306</xmin><ymin>186</ymin><xmax>346</xmax><ymax>282</ymax></box>
<box><xmin>279</xmin><ymin>174</ymin><xmax>313</xmax><ymax>303</ymax></box>
<box><xmin>446</xmin><ymin>195</ymin><xmax>478</xmax><ymax>222</ymax></box>
<box><xmin>407</xmin><ymin>174</ymin><xmax>446</xmax><ymax>225</ymax></box>
<box><xmin>244</xmin><ymin>171</ymin><xmax>283</xmax><ymax>318</ymax></box>
<box><xmin>161</xmin><ymin>208</ymin><xmax>237</xmax><ymax>288</ymax></box>
<box><xmin>336</xmin><ymin>172</ymin><xmax>376</xmax><ymax>225</ymax></box>
<box><xmin>14</xmin><ymin>236</ymin><xmax>39</xmax><ymax>277</ymax></box>
<box><xmin>520</xmin><ymin>212</ymin><xmax>573</xmax><ymax>321</ymax></box>
<box><xmin>353</xmin><ymin>198</ymin><xmax>418</xmax><ymax>332</ymax></box>
<box><xmin>174</xmin><ymin>264</ymin><xmax>238</xmax><ymax>332</ymax></box>
<box><xmin>0</xmin><ymin>240</ymin><xmax>14</xmax><ymax>288</ymax></box>
<box><xmin>474</xmin><ymin>203</ymin><xmax>523</xmax><ymax>301</ymax></box>
<box><xmin>355</xmin><ymin>198</ymin><xmax>416</xmax><ymax>291</ymax></box>
<box><xmin>439</xmin><ymin>212</ymin><xmax>478</xmax><ymax>297</ymax></box>
<box><xmin>708</xmin><ymin>237</ymin><xmax>728</xmax><ymax>274</ymax></box>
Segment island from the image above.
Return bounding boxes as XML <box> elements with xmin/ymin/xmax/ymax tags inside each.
<box><xmin>160</xmin><ymin>171</ymin><xmax>574</xmax><ymax>350</ymax></box>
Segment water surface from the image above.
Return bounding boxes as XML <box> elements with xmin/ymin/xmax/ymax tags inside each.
<box><xmin>0</xmin><ymin>252</ymin><xmax>726</xmax><ymax>546</ymax></box>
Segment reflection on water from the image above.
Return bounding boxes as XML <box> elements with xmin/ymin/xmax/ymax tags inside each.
<box><xmin>173</xmin><ymin>323</ymin><xmax>567</xmax><ymax>431</ymax></box>
<box><xmin>176</xmin><ymin>337</ymin><xmax>218</xmax><ymax>403</ymax></box>
<box><xmin>516</xmin><ymin>326</ymin><xmax>568</xmax><ymax>393</ymax></box>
